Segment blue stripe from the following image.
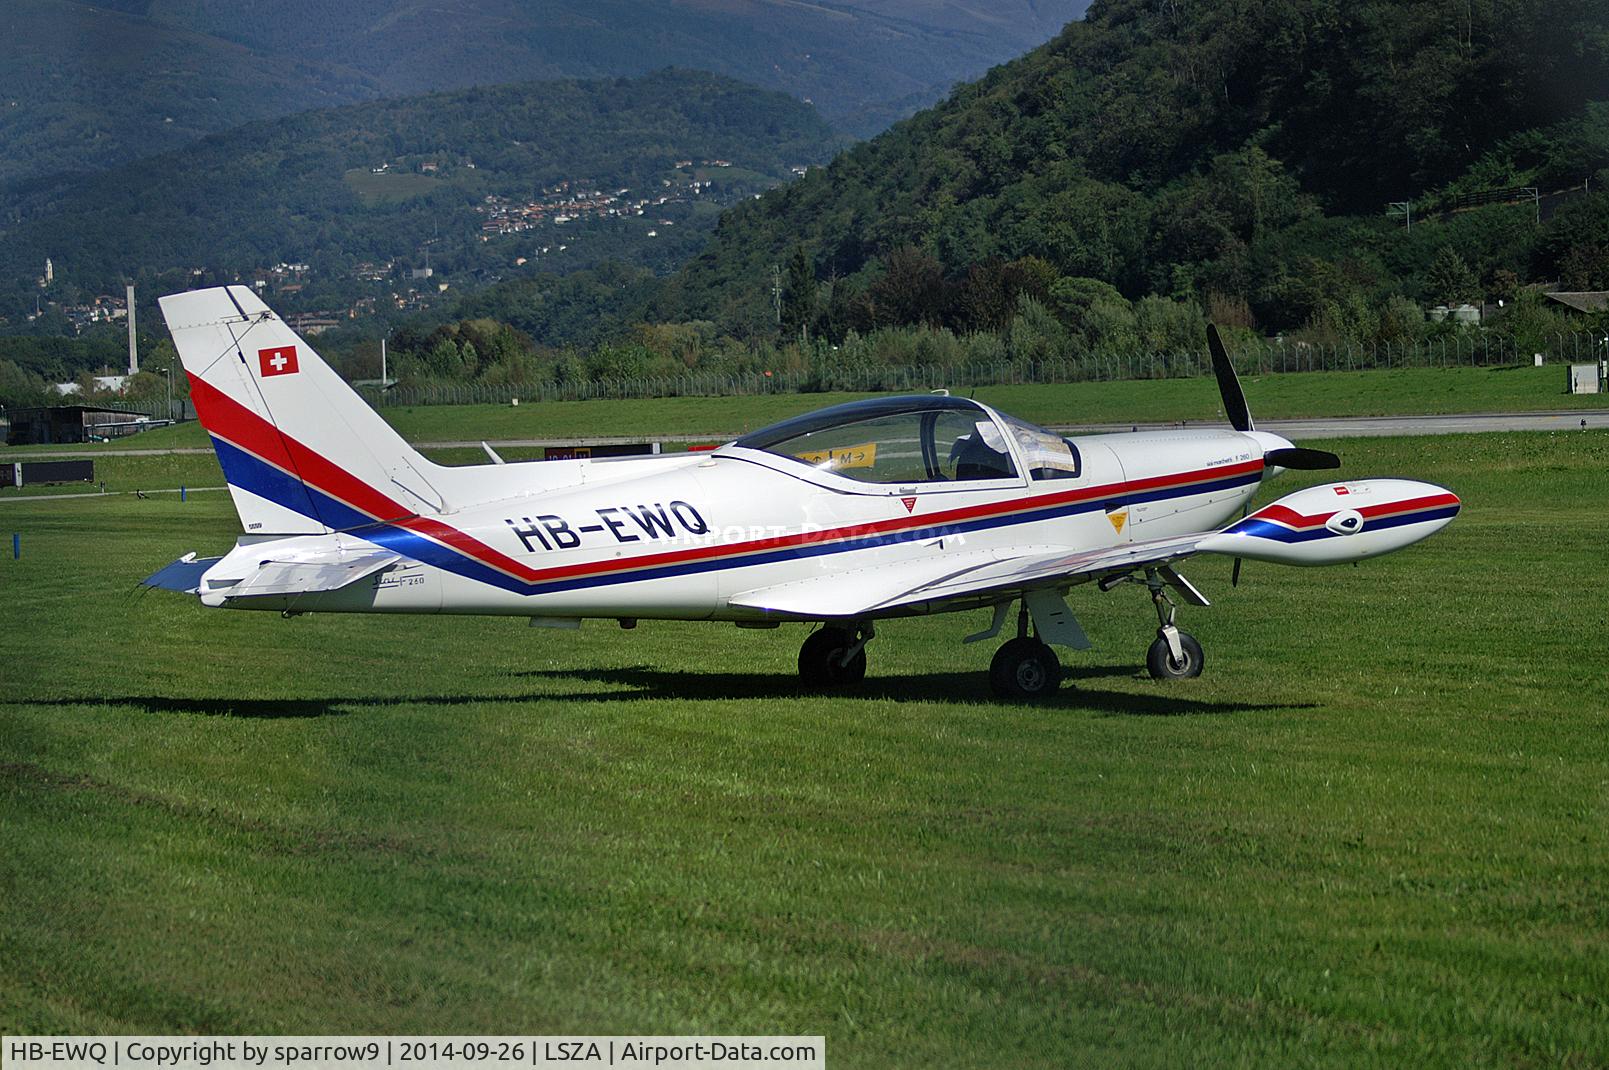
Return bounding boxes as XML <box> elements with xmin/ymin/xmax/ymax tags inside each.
<box><xmin>212</xmin><ymin>444</ymin><xmax>1264</xmax><ymax>597</ymax></box>
<box><xmin>212</xmin><ymin>437</ymin><xmax>323</xmax><ymax>523</ymax></box>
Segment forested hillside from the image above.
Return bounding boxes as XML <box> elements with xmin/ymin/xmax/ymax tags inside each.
<box><xmin>9</xmin><ymin>0</ymin><xmax>1609</xmax><ymax>409</ymax></box>
<box><xmin>0</xmin><ymin>71</ymin><xmax>839</xmax><ymax>324</ymax></box>
<box><xmin>648</xmin><ymin>0</ymin><xmax>1609</xmax><ymax>334</ymax></box>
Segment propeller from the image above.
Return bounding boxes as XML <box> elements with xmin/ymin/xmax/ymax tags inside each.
<box><xmin>1206</xmin><ymin>323</ymin><xmax>1253</xmax><ymax>433</ymax></box>
<box><xmin>1206</xmin><ymin>322</ymin><xmax>1342</xmax><ymax>584</ymax></box>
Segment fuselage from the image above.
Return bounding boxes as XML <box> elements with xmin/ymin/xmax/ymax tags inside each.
<box><xmin>198</xmin><ymin>398</ymin><xmax>1284</xmax><ymax>622</ymax></box>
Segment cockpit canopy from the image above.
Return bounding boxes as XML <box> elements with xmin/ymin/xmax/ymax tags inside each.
<box><xmin>731</xmin><ymin>395</ymin><xmax>1080</xmax><ymax>486</ymax></box>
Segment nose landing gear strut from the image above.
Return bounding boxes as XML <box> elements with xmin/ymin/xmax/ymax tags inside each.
<box><xmin>1144</xmin><ymin>571</ymin><xmax>1204</xmax><ymax>680</ymax></box>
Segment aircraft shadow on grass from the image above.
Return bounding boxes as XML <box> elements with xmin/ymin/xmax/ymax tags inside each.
<box><xmin>29</xmin><ymin>694</ymin><xmax>479</xmax><ymax>719</ymax></box>
<box><xmin>510</xmin><ymin>665</ymin><xmax>1310</xmax><ymax>717</ymax></box>
<box><xmin>29</xmin><ymin>668</ymin><xmax>1311</xmax><ymax>719</ymax></box>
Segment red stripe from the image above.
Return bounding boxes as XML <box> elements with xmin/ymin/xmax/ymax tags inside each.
<box><xmin>455</xmin><ymin>457</ymin><xmax>1269</xmax><ymax>585</ymax></box>
<box><xmin>188</xmin><ymin>372</ymin><xmax>296</xmax><ymax>473</ymax></box>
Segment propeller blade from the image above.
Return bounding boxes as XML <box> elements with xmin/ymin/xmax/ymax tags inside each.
<box><xmin>1264</xmin><ymin>447</ymin><xmax>1341</xmax><ymax>470</ymax></box>
<box><xmin>1207</xmin><ymin>323</ymin><xmax>1253</xmax><ymax>432</ymax></box>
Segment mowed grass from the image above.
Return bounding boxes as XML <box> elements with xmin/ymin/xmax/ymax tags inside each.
<box><xmin>9</xmin><ymin>362</ymin><xmax>1605</xmax><ymax>457</ymax></box>
<box><xmin>3</xmin><ymin>431</ymin><xmax>1608</xmax><ymax>1065</ymax></box>
<box><xmin>343</xmin><ymin>169</ymin><xmax>446</xmax><ymax>205</ymax></box>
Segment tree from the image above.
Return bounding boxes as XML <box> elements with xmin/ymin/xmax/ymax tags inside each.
<box><xmin>780</xmin><ymin>246</ymin><xmax>818</xmax><ymax>340</ymax></box>
<box><xmin>1425</xmin><ymin>245</ymin><xmax>1479</xmax><ymax>306</ymax></box>
<box><xmin>865</xmin><ymin>246</ymin><xmax>952</xmax><ymax>327</ymax></box>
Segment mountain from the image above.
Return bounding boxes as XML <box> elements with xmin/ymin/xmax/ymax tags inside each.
<box><xmin>0</xmin><ymin>70</ymin><xmax>840</xmax><ymax>322</ymax></box>
<box><xmin>133</xmin><ymin>0</ymin><xmax>1091</xmax><ymax>137</ymax></box>
<box><xmin>1</xmin><ymin>0</ymin><xmax>1091</xmax><ymax>188</ymax></box>
<box><xmin>0</xmin><ymin>0</ymin><xmax>382</xmax><ymax>188</ymax></box>
<box><xmin>646</xmin><ymin>0</ymin><xmax>1609</xmax><ymax>334</ymax></box>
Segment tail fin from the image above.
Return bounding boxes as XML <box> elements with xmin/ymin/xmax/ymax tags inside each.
<box><xmin>160</xmin><ymin>286</ymin><xmax>446</xmax><ymax>535</ymax></box>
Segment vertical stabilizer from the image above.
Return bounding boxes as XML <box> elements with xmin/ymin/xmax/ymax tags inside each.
<box><xmin>159</xmin><ymin>286</ymin><xmax>446</xmax><ymax>535</ymax></box>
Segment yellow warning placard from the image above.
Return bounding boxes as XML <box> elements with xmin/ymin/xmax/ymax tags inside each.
<box><xmin>1107</xmin><ymin>509</ymin><xmax>1128</xmax><ymax>534</ymax></box>
<box><xmin>796</xmin><ymin>441</ymin><xmax>878</xmax><ymax>470</ymax></box>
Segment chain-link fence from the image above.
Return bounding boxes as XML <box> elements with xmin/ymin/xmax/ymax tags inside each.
<box><xmin>100</xmin><ymin>397</ymin><xmax>198</xmax><ymax>422</ymax></box>
<box><xmin>358</xmin><ymin>331</ymin><xmax>1606</xmax><ymax>408</ymax></box>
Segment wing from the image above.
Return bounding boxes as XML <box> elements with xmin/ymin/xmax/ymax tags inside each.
<box><xmin>728</xmin><ymin>477</ymin><xmax>1463</xmax><ymax>619</ymax></box>
<box><xmin>729</xmin><ymin>532</ymin><xmax>1211</xmax><ymax>619</ymax></box>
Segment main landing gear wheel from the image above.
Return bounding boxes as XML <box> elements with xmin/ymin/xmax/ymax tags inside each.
<box><xmin>1146</xmin><ymin>631</ymin><xmax>1204</xmax><ymax>680</ymax></box>
<box><xmin>799</xmin><ymin>625</ymin><xmax>869</xmax><ymax>688</ymax></box>
<box><xmin>989</xmin><ymin>637</ymin><xmax>1062</xmax><ymax>701</ymax></box>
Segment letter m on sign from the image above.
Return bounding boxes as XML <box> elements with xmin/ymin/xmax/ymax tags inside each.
<box><xmin>258</xmin><ymin>345</ymin><xmax>299</xmax><ymax>377</ymax></box>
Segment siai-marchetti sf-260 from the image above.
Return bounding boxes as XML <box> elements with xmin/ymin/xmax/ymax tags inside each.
<box><xmin>144</xmin><ymin>286</ymin><xmax>1459</xmax><ymax>699</ymax></box>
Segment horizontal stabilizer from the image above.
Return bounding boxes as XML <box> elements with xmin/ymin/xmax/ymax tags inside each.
<box><xmin>223</xmin><ymin>549</ymin><xmax>402</xmax><ymax>598</ymax></box>
<box><xmin>141</xmin><ymin>554</ymin><xmax>222</xmax><ymax>594</ymax></box>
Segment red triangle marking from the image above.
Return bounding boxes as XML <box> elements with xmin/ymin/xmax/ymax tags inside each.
<box><xmin>901</xmin><ymin>496</ymin><xmax>918</xmax><ymax>513</ymax></box>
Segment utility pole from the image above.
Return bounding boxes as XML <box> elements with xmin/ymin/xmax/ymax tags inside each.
<box><xmin>1521</xmin><ymin>187</ymin><xmax>1540</xmax><ymax>224</ymax></box>
<box><xmin>771</xmin><ymin>263</ymin><xmax>782</xmax><ymax>327</ymax></box>
<box><xmin>126</xmin><ymin>284</ymin><xmax>138</xmax><ymax>373</ymax></box>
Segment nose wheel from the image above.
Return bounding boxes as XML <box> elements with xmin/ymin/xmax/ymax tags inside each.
<box><xmin>798</xmin><ymin>623</ymin><xmax>871</xmax><ymax>688</ymax></box>
<box><xmin>1146</xmin><ymin>574</ymin><xmax>1204</xmax><ymax>680</ymax></box>
<box><xmin>1147</xmin><ymin>631</ymin><xmax>1203</xmax><ymax>679</ymax></box>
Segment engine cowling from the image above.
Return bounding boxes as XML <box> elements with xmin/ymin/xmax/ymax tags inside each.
<box><xmin>1197</xmin><ymin>478</ymin><xmax>1460</xmax><ymax>566</ymax></box>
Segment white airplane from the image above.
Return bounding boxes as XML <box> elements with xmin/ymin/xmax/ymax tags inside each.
<box><xmin>145</xmin><ymin>286</ymin><xmax>1461</xmax><ymax>699</ymax></box>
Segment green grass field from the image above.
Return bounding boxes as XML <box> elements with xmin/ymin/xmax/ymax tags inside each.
<box><xmin>7</xmin><ymin>363</ymin><xmax>1606</xmax><ymax>460</ymax></box>
<box><xmin>6</xmin><ymin>362</ymin><xmax>1605</xmax><ymax>501</ymax></box>
<box><xmin>343</xmin><ymin>169</ymin><xmax>446</xmax><ymax>205</ymax></box>
<box><xmin>3</xmin><ymin>430</ymin><xmax>1607</xmax><ymax>1064</ymax></box>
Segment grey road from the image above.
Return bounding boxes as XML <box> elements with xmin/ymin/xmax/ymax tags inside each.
<box><xmin>1054</xmin><ymin>408</ymin><xmax>1609</xmax><ymax>438</ymax></box>
<box><xmin>3</xmin><ymin>408</ymin><xmax>1608</xmax><ymax>463</ymax></box>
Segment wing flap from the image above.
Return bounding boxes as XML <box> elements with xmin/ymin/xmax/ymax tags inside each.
<box><xmin>728</xmin><ymin>534</ymin><xmax>1210</xmax><ymax>619</ymax></box>
<box><xmin>875</xmin><ymin>535</ymin><xmax>1209</xmax><ymax>612</ymax></box>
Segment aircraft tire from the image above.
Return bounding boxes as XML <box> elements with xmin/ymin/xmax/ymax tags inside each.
<box><xmin>989</xmin><ymin>638</ymin><xmax>1062</xmax><ymax>701</ymax></box>
<box><xmin>799</xmin><ymin>626</ymin><xmax>867</xmax><ymax>688</ymax></box>
<box><xmin>1146</xmin><ymin>632</ymin><xmax>1204</xmax><ymax>680</ymax></box>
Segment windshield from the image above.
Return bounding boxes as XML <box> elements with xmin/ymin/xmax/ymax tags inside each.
<box><xmin>999</xmin><ymin>414</ymin><xmax>1081</xmax><ymax>481</ymax></box>
<box><xmin>743</xmin><ymin>401</ymin><xmax>1019</xmax><ymax>484</ymax></box>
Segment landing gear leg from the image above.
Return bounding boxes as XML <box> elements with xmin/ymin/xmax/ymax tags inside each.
<box><xmin>799</xmin><ymin>622</ymin><xmax>873</xmax><ymax>688</ymax></box>
<box><xmin>988</xmin><ymin>599</ymin><xmax>1062</xmax><ymax>701</ymax></box>
<box><xmin>1144</xmin><ymin>570</ymin><xmax>1203</xmax><ymax>680</ymax></box>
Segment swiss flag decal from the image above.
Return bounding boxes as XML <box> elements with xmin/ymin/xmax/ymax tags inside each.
<box><xmin>901</xmin><ymin>496</ymin><xmax>918</xmax><ymax>513</ymax></box>
<box><xmin>258</xmin><ymin>345</ymin><xmax>299</xmax><ymax>377</ymax></box>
